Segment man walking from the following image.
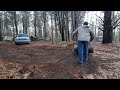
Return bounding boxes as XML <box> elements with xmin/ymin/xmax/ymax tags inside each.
<box><xmin>72</xmin><ymin>22</ymin><xmax>94</xmax><ymax>64</ymax></box>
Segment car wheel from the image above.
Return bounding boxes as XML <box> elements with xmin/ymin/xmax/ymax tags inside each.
<box><xmin>27</xmin><ymin>43</ymin><xmax>30</xmax><ymax>44</ymax></box>
<box><xmin>15</xmin><ymin>42</ymin><xmax>18</xmax><ymax>45</ymax></box>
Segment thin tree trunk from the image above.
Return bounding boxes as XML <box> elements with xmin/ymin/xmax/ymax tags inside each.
<box><xmin>0</xmin><ymin>17</ymin><xmax>2</xmax><ymax>41</ymax></box>
<box><xmin>54</xmin><ymin>11</ymin><xmax>58</xmax><ymax>42</ymax></box>
<box><xmin>34</xmin><ymin>11</ymin><xmax>37</xmax><ymax>37</ymax></box>
<box><xmin>65</xmin><ymin>11</ymin><xmax>69</xmax><ymax>45</ymax></box>
<box><xmin>38</xmin><ymin>17</ymin><xmax>42</xmax><ymax>39</ymax></box>
<box><xmin>112</xmin><ymin>11</ymin><xmax>116</xmax><ymax>43</ymax></box>
<box><xmin>51</xmin><ymin>12</ymin><xmax>54</xmax><ymax>44</ymax></box>
<box><xmin>14</xmin><ymin>11</ymin><xmax>18</xmax><ymax>35</ymax></box>
<box><xmin>66</xmin><ymin>11</ymin><xmax>70</xmax><ymax>42</ymax></box>
<box><xmin>57</xmin><ymin>11</ymin><xmax>62</xmax><ymax>41</ymax></box>
<box><xmin>73</xmin><ymin>11</ymin><xmax>78</xmax><ymax>41</ymax></box>
<box><xmin>61</xmin><ymin>11</ymin><xmax>65</xmax><ymax>41</ymax></box>
<box><xmin>71</xmin><ymin>11</ymin><xmax>74</xmax><ymax>40</ymax></box>
<box><xmin>95</xmin><ymin>17</ymin><xmax>97</xmax><ymax>36</ymax></box>
<box><xmin>119</xmin><ymin>27</ymin><xmax>120</xmax><ymax>42</ymax></box>
<box><xmin>22</xmin><ymin>15</ymin><xmax>25</xmax><ymax>33</ymax></box>
<box><xmin>4</xmin><ymin>11</ymin><xmax>8</xmax><ymax>36</ymax></box>
<box><xmin>43</xmin><ymin>11</ymin><xmax>47</xmax><ymax>39</ymax></box>
<box><xmin>12</xmin><ymin>14</ymin><xmax>15</xmax><ymax>39</ymax></box>
<box><xmin>25</xmin><ymin>12</ymin><xmax>28</xmax><ymax>34</ymax></box>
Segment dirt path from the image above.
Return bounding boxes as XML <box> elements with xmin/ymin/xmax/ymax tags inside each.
<box><xmin>0</xmin><ymin>41</ymin><xmax>120</xmax><ymax>79</ymax></box>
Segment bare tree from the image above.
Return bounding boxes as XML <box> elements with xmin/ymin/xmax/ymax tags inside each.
<box><xmin>64</xmin><ymin>11</ymin><xmax>69</xmax><ymax>44</ymax></box>
<box><xmin>4</xmin><ymin>11</ymin><xmax>8</xmax><ymax>36</ymax></box>
<box><xmin>54</xmin><ymin>11</ymin><xmax>58</xmax><ymax>41</ymax></box>
<box><xmin>37</xmin><ymin>12</ymin><xmax>42</xmax><ymax>39</ymax></box>
<box><xmin>103</xmin><ymin>11</ymin><xmax>112</xmax><ymax>43</ymax></box>
<box><xmin>50</xmin><ymin>11</ymin><xmax>54</xmax><ymax>44</ymax></box>
<box><xmin>33</xmin><ymin>11</ymin><xmax>37</xmax><ymax>37</ymax></box>
<box><xmin>43</xmin><ymin>11</ymin><xmax>47</xmax><ymax>39</ymax></box>
<box><xmin>0</xmin><ymin>14</ymin><xmax>2</xmax><ymax>41</ymax></box>
<box><xmin>22</xmin><ymin>11</ymin><xmax>30</xmax><ymax>34</ymax></box>
<box><xmin>13</xmin><ymin>11</ymin><xmax>18</xmax><ymax>36</ymax></box>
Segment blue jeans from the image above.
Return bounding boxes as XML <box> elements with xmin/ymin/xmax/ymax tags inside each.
<box><xmin>78</xmin><ymin>41</ymin><xmax>89</xmax><ymax>64</ymax></box>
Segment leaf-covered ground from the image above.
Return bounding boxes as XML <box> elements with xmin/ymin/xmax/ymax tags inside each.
<box><xmin>0</xmin><ymin>40</ymin><xmax>120</xmax><ymax>79</ymax></box>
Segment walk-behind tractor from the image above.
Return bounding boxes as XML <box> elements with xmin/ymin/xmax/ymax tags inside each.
<box><xmin>74</xmin><ymin>42</ymin><xmax>93</xmax><ymax>55</ymax></box>
<box><xmin>73</xmin><ymin>31</ymin><xmax>94</xmax><ymax>55</ymax></box>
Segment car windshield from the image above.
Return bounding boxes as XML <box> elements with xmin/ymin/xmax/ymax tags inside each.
<box><xmin>17</xmin><ymin>34</ymin><xmax>29</xmax><ymax>37</ymax></box>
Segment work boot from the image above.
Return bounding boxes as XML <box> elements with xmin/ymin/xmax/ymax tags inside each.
<box><xmin>77</xmin><ymin>61</ymin><xmax>83</xmax><ymax>64</ymax></box>
<box><xmin>83</xmin><ymin>59</ymin><xmax>88</xmax><ymax>62</ymax></box>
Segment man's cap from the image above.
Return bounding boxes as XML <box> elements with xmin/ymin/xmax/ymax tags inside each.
<box><xmin>83</xmin><ymin>22</ymin><xmax>88</xmax><ymax>25</ymax></box>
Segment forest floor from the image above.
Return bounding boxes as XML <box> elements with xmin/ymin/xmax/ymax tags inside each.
<box><xmin>0</xmin><ymin>40</ymin><xmax>120</xmax><ymax>79</ymax></box>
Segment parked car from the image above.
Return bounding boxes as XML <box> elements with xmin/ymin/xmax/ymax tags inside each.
<box><xmin>14</xmin><ymin>34</ymin><xmax>31</xmax><ymax>45</ymax></box>
<box><xmin>3</xmin><ymin>36</ymin><xmax>13</xmax><ymax>41</ymax></box>
<box><xmin>96</xmin><ymin>36</ymin><xmax>103</xmax><ymax>42</ymax></box>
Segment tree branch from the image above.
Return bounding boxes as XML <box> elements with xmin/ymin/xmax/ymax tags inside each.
<box><xmin>96</xmin><ymin>19</ymin><xmax>104</xmax><ymax>26</ymax></box>
<box><xmin>98</xmin><ymin>27</ymin><xmax>104</xmax><ymax>31</ymax></box>
<box><xmin>112</xmin><ymin>17</ymin><xmax>120</xmax><ymax>26</ymax></box>
<box><xmin>113</xmin><ymin>23</ymin><xmax>120</xmax><ymax>30</ymax></box>
<box><xmin>94</xmin><ymin>14</ymin><xmax>104</xmax><ymax>23</ymax></box>
<box><xmin>89</xmin><ymin>23</ymin><xmax>104</xmax><ymax>31</ymax></box>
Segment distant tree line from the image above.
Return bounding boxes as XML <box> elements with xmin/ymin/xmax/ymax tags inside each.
<box><xmin>0</xmin><ymin>11</ymin><xmax>86</xmax><ymax>43</ymax></box>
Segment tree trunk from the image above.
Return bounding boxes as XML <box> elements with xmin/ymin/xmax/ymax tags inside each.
<box><xmin>95</xmin><ymin>16</ymin><xmax>97</xmax><ymax>37</ymax></box>
<box><xmin>34</xmin><ymin>11</ymin><xmax>37</xmax><ymax>37</ymax></box>
<box><xmin>65</xmin><ymin>11</ymin><xmax>69</xmax><ymax>44</ymax></box>
<box><xmin>51</xmin><ymin>12</ymin><xmax>54</xmax><ymax>44</ymax></box>
<box><xmin>119</xmin><ymin>27</ymin><xmax>120</xmax><ymax>42</ymax></box>
<box><xmin>71</xmin><ymin>11</ymin><xmax>74</xmax><ymax>40</ymax></box>
<box><xmin>25</xmin><ymin>13</ymin><xmax>27</xmax><ymax>34</ymax></box>
<box><xmin>25</xmin><ymin>14</ymin><xmax>28</xmax><ymax>34</ymax></box>
<box><xmin>73</xmin><ymin>11</ymin><xmax>78</xmax><ymax>41</ymax></box>
<box><xmin>22</xmin><ymin>15</ymin><xmax>25</xmax><ymax>33</ymax></box>
<box><xmin>66</xmin><ymin>11</ymin><xmax>70</xmax><ymax>42</ymax></box>
<box><xmin>38</xmin><ymin>16</ymin><xmax>42</xmax><ymax>39</ymax></box>
<box><xmin>54</xmin><ymin>11</ymin><xmax>58</xmax><ymax>41</ymax></box>
<box><xmin>12</xmin><ymin>13</ymin><xmax>15</xmax><ymax>39</ymax></box>
<box><xmin>4</xmin><ymin>11</ymin><xmax>8</xmax><ymax>36</ymax></box>
<box><xmin>0</xmin><ymin>16</ymin><xmax>2</xmax><ymax>41</ymax></box>
<box><xmin>22</xmin><ymin>11</ymin><xmax>29</xmax><ymax>34</ymax></box>
<box><xmin>61</xmin><ymin>11</ymin><xmax>65</xmax><ymax>41</ymax></box>
<box><xmin>74</xmin><ymin>11</ymin><xmax>78</xmax><ymax>30</ymax></box>
<box><xmin>58</xmin><ymin>11</ymin><xmax>62</xmax><ymax>40</ymax></box>
<box><xmin>43</xmin><ymin>11</ymin><xmax>47</xmax><ymax>39</ymax></box>
<box><xmin>112</xmin><ymin>11</ymin><xmax>116</xmax><ymax>43</ymax></box>
<box><xmin>14</xmin><ymin>11</ymin><xmax>18</xmax><ymax>35</ymax></box>
<box><xmin>103</xmin><ymin>11</ymin><xmax>112</xmax><ymax>44</ymax></box>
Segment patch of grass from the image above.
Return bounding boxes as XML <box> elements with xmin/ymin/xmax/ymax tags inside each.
<box><xmin>58</xmin><ymin>41</ymin><xmax>68</xmax><ymax>47</ymax></box>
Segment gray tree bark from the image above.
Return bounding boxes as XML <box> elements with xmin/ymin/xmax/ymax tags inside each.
<box><xmin>13</xmin><ymin>11</ymin><xmax>18</xmax><ymax>35</ymax></box>
<box><xmin>50</xmin><ymin>12</ymin><xmax>54</xmax><ymax>44</ymax></box>
<box><xmin>103</xmin><ymin>11</ymin><xmax>113</xmax><ymax>44</ymax></box>
<box><xmin>34</xmin><ymin>11</ymin><xmax>37</xmax><ymax>37</ymax></box>
<box><xmin>0</xmin><ymin>15</ymin><xmax>2</xmax><ymax>41</ymax></box>
<box><xmin>43</xmin><ymin>11</ymin><xmax>47</xmax><ymax>39</ymax></box>
<box><xmin>54</xmin><ymin>11</ymin><xmax>58</xmax><ymax>41</ymax></box>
